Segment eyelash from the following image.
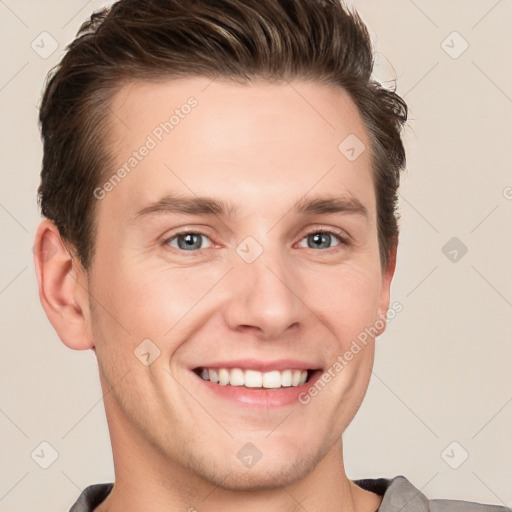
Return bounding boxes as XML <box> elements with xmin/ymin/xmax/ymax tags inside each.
<box><xmin>161</xmin><ymin>228</ymin><xmax>350</xmax><ymax>255</ymax></box>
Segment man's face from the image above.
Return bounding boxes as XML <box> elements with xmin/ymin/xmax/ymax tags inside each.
<box><xmin>85</xmin><ymin>77</ymin><xmax>394</xmax><ymax>489</ymax></box>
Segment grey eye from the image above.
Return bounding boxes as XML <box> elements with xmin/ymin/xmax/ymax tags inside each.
<box><xmin>299</xmin><ymin>232</ymin><xmax>342</xmax><ymax>250</ymax></box>
<box><xmin>166</xmin><ymin>233</ymin><xmax>213</xmax><ymax>251</ymax></box>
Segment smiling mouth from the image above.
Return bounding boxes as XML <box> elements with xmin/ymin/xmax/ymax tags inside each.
<box><xmin>193</xmin><ymin>367</ymin><xmax>318</xmax><ymax>389</ymax></box>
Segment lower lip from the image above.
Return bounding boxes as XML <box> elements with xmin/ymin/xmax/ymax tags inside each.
<box><xmin>192</xmin><ymin>370</ymin><xmax>322</xmax><ymax>407</ymax></box>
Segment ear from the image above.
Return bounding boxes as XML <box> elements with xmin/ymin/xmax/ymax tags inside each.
<box><xmin>33</xmin><ymin>219</ymin><xmax>94</xmax><ymax>350</ymax></box>
<box><xmin>375</xmin><ymin>237</ymin><xmax>398</xmax><ymax>337</ymax></box>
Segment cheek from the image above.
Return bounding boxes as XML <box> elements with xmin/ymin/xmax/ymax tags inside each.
<box><xmin>96</xmin><ymin>263</ymin><xmax>223</xmax><ymax>345</ymax></box>
<box><xmin>308</xmin><ymin>263</ymin><xmax>382</xmax><ymax>348</ymax></box>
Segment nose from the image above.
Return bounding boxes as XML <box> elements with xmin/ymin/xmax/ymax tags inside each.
<box><xmin>223</xmin><ymin>248</ymin><xmax>303</xmax><ymax>340</ymax></box>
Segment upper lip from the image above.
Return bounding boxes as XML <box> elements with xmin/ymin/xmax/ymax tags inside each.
<box><xmin>192</xmin><ymin>359</ymin><xmax>321</xmax><ymax>372</ymax></box>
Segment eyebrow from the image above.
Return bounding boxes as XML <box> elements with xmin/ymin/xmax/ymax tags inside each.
<box><xmin>130</xmin><ymin>193</ymin><xmax>368</xmax><ymax>223</ymax></box>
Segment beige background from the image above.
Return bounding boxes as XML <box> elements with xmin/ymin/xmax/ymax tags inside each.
<box><xmin>1</xmin><ymin>1</ymin><xmax>511</xmax><ymax>511</ymax></box>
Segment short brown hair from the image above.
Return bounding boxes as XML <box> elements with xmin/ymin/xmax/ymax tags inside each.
<box><xmin>37</xmin><ymin>0</ymin><xmax>407</xmax><ymax>272</ymax></box>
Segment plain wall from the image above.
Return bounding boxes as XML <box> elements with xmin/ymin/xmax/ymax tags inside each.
<box><xmin>0</xmin><ymin>1</ymin><xmax>511</xmax><ymax>510</ymax></box>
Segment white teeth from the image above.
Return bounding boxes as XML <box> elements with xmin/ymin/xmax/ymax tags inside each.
<box><xmin>291</xmin><ymin>370</ymin><xmax>302</xmax><ymax>386</ymax></box>
<box><xmin>230</xmin><ymin>368</ymin><xmax>245</xmax><ymax>386</ymax></box>
<box><xmin>262</xmin><ymin>370</ymin><xmax>282</xmax><ymax>389</ymax></box>
<box><xmin>198</xmin><ymin>367</ymin><xmax>310</xmax><ymax>388</ymax></box>
<box><xmin>218</xmin><ymin>368</ymin><xmax>230</xmax><ymax>385</ymax></box>
<box><xmin>244</xmin><ymin>369</ymin><xmax>262</xmax><ymax>388</ymax></box>
<box><xmin>281</xmin><ymin>369</ymin><xmax>292</xmax><ymax>387</ymax></box>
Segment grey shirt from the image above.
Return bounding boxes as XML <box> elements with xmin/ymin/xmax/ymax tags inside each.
<box><xmin>69</xmin><ymin>475</ymin><xmax>510</xmax><ymax>511</ymax></box>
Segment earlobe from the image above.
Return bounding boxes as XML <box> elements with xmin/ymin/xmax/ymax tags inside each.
<box><xmin>33</xmin><ymin>219</ymin><xmax>94</xmax><ymax>350</ymax></box>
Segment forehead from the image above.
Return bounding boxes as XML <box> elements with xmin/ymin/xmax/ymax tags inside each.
<box><xmin>100</xmin><ymin>77</ymin><xmax>376</xmax><ymax>223</ymax></box>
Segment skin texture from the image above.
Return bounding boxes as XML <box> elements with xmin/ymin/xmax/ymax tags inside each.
<box><xmin>34</xmin><ymin>77</ymin><xmax>396</xmax><ymax>512</ymax></box>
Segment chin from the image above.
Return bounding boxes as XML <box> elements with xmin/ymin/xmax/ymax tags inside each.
<box><xmin>207</xmin><ymin>458</ymin><xmax>314</xmax><ymax>492</ymax></box>
<box><xmin>186</xmin><ymin>439</ymin><xmax>328</xmax><ymax>492</ymax></box>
